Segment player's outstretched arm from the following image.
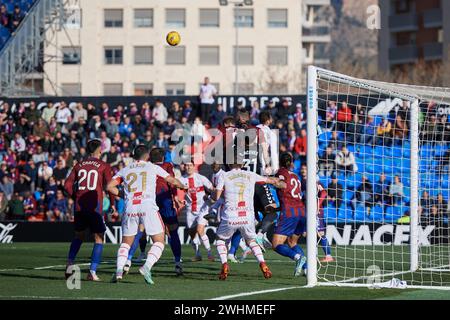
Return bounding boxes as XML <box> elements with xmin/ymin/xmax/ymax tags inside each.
<box><xmin>165</xmin><ymin>176</ymin><xmax>188</xmax><ymax>191</ymax></box>
<box><xmin>266</xmin><ymin>177</ymin><xmax>286</xmax><ymax>189</ymax></box>
<box><xmin>106</xmin><ymin>179</ymin><xmax>121</xmax><ymax>197</ymax></box>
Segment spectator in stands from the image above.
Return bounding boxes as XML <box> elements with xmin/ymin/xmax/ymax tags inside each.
<box><xmin>294</xmin><ymin>103</ymin><xmax>305</xmax><ymax>130</ymax></box>
<box><xmin>41</xmin><ymin>101</ymin><xmax>56</xmax><ymax>124</ymax></box>
<box><xmin>277</xmin><ymin>99</ymin><xmax>296</xmax><ymax>124</ymax></box>
<box><xmin>250</xmin><ymin>101</ymin><xmax>260</xmax><ymax>122</ymax></box>
<box><xmin>14</xmin><ymin>173</ymin><xmax>31</xmax><ymax>196</ymax></box>
<box><xmin>46</xmin><ymin>189</ymin><xmax>68</xmax><ymax>221</ymax></box>
<box><xmin>8</xmin><ymin>193</ymin><xmax>24</xmax><ymax>220</ymax></box>
<box><xmin>419</xmin><ymin>190</ymin><xmax>432</xmax><ymax>216</ymax></box>
<box><xmin>423</xmin><ymin>114</ymin><xmax>439</xmax><ymax>144</ymax></box>
<box><xmin>335</xmin><ymin>145</ymin><xmax>357</xmax><ymax>175</ymax></box>
<box><xmin>182</xmin><ymin>100</ymin><xmax>193</xmax><ymax>120</ymax></box>
<box><xmin>33</xmin><ymin>118</ymin><xmax>48</xmax><ymax>140</ymax></box>
<box><xmin>52</xmin><ymin>159</ymin><xmax>68</xmax><ymax>185</ymax></box>
<box><xmin>24</xmin><ymin>160</ymin><xmax>38</xmax><ymax>192</ymax></box>
<box><xmin>389</xmin><ymin>175</ymin><xmax>404</xmax><ymax>206</ymax></box>
<box><xmin>326</xmin><ymin>174</ymin><xmax>343</xmax><ymax>210</ymax></box>
<box><xmin>352</xmin><ymin>175</ymin><xmax>374</xmax><ymax>214</ymax></box>
<box><xmin>0</xmin><ymin>190</ymin><xmax>7</xmax><ymax>221</ymax></box>
<box><xmin>152</xmin><ymin>99</ymin><xmax>168</xmax><ymax>127</ymax></box>
<box><xmin>363</xmin><ymin>115</ymin><xmax>376</xmax><ymax>145</ymax></box>
<box><xmin>37</xmin><ymin>161</ymin><xmax>53</xmax><ymax>189</ymax></box>
<box><xmin>100</xmin><ymin>131</ymin><xmax>111</xmax><ymax>154</ymax></box>
<box><xmin>374</xmin><ymin>172</ymin><xmax>389</xmax><ymax>206</ymax></box>
<box><xmin>103</xmin><ymin>144</ymin><xmax>122</xmax><ymax>168</ymax></box>
<box><xmin>199</xmin><ymin>77</ymin><xmax>217</xmax><ymax>124</ymax></box>
<box><xmin>169</xmin><ymin>101</ymin><xmax>182</xmax><ymax>122</ymax></box>
<box><xmin>52</xmin><ymin>131</ymin><xmax>68</xmax><ymax>155</ymax></box>
<box><xmin>44</xmin><ymin>176</ymin><xmax>58</xmax><ymax>209</ymax></box>
<box><xmin>336</xmin><ymin>101</ymin><xmax>352</xmax><ymax>133</ymax></box>
<box><xmin>355</xmin><ymin>104</ymin><xmax>366</xmax><ymax>124</ymax></box>
<box><xmin>435</xmin><ymin>193</ymin><xmax>448</xmax><ymax>218</ymax></box>
<box><xmin>392</xmin><ymin>114</ymin><xmax>408</xmax><ymax>146</ymax></box>
<box><xmin>23</xmin><ymin>191</ymin><xmax>37</xmax><ymax>219</ymax></box>
<box><xmin>10</xmin><ymin>5</ymin><xmax>24</xmax><ymax>32</ymax></box>
<box><xmin>0</xmin><ymin>4</ymin><xmax>9</xmax><ymax>28</ymax></box>
<box><xmin>346</xmin><ymin>113</ymin><xmax>364</xmax><ymax>145</ymax></box>
<box><xmin>10</xmin><ymin>132</ymin><xmax>26</xmax><ymax>153</ymax></box>
<box><xmin>118</xmin><ymin>116</ymin><xmax>133</xmax><ymax>138</ymax></box>
<box><xmin>324</xmin><ymin>100</ymin><xmax>337</xmax><ymax>132</ymax></box>
<box><xmin>0</xmin><ymin>175</ymin><xmax>13</xmax><ymax>200</ymax></box>
<box><xmin>24</xmin><ymin>101</ymin><xmax>40</xmax><ymax>126</ymax></box>
<box><xmin>210</xmin><ymin>104</ymin><xmax>226</xmax><ymax>128</ymax></box>
<box><xmin>327</xmin><ymin>131</ymin><xmax>343</xmax><ymax>154</ymax></box>
<box><xmin>155</xmin><ymin>131</ymin><xmax>169</xmax><ymax>150</ymax></box>
<box><xmin>376</xmin><ymin>116</ymin><xmax>392</xmax><ymax>146</ymax></box>
<box><xmin>71</xmin><ymin>102</ymin><xmax>87</xmax><ymax>123</ymax></box>
<box><xmin>264</xmin><ymin>99</ymin><xmax>279</xmax><ymax>123</ymax></box>
<box><xmin>55</xmin><ymin>102</ymin><xmax>72</xmax><ymax>130</ymax></box>
<box><xmin>293</xmin><ymin>128</ymin><xmax>307</xmax><ymax>164</ymax></box>
<box><xmin>319</xmin><ymin>146</ymin><xmax>335</xmax><ymax>177</ymax></box>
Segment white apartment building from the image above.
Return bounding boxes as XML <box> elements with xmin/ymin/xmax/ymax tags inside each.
<box><xmin>43</xmin><ymin>0</ymin><xmax>330</xmax><ymax>96</ymax></box>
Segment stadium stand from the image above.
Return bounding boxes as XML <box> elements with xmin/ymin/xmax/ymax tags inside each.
<box><xmin>0</xmin><ymin>0</ymin><xmax>34</xmax><ymax>48</ymax></box>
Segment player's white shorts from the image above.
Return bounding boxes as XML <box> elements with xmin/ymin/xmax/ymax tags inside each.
<box><xmin>216</xmin><ymin>217</ymin><xmax>256</xmax><ymax>241</ymax></box>
<box><xmin>186</xmin><ymin>207</ymin><xmax>209</xmax><ymax>229</ymax></box>
<box><xmin>121</xmin><ymin>203</ymin><xmax>165</xmax><ymax>237</ymax></box>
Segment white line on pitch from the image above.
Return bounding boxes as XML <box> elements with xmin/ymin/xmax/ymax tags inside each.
<box><xmin>0</xmin><ymin>295</ymin><xmax>156</xmax><ymax>300</ymax></box>
<box><xmin>210</xmin><ymin>286</ymin><xmax>304</xmax><ymax>300</ymax></box>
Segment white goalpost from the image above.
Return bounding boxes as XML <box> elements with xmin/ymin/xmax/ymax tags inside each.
<box><xmin>306</xmin><ymin>66</ymin><xmax>450</xmax><ymax>289</ymax></box>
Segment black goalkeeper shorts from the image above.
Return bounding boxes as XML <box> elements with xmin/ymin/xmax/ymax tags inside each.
<box><xmin>254</xmin><ymin>183</ymin><xmax>275</xmax><ymax>215</ymax></box>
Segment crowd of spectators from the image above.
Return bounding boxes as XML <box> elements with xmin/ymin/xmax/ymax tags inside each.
<box><xmin>319</xmin><ymin>98</ymin><xmax>450</xmax><ymax>223</ymax></box>
<box><xmin>0</xmin><ymin>1</ymin><xmax>31</xmax><ymax>47</ymax></box>
<box><xmin>0</xmin><ymin>79</ymin><xmax>305</xmax><ymax>222</ymax></box>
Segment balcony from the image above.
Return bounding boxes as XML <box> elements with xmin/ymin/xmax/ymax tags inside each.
<box><xmin>302</xmin><ymin>25</ymin><xmax>331</xmax><ymax>43</ymax></box>
<box><xmin>389</xmin><ymin>13</ymin><xmax>418</xmax><ymax>32</ymax></box>
<box><xmin>423</xmin><ymin>42</ymin><xmax>443</xmax><ymax>61</ymax></box>
<box><xmin>423</xmin><ymin>8</ymin><xmax>442</xmax><ymax>28</ymax></box>
<box><xmin>389</xmin><ymin>45</ymin><xmax>418</xmax><ymax>65</ymax></box>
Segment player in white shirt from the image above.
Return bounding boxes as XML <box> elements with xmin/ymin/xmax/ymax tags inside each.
<box><xmin>213</xmin><ymin>161</ymin><xmax>286</xmax><ymax>280</ymax></box>
<box><xmin>107</xmin><ymin>145</ymin><xmax>186</xmax><ymax>285</ymax></box>
<box><xmin>179</xmin><ymin>162</ymin><xmax>215</xmax><ymax>261</ymax></box>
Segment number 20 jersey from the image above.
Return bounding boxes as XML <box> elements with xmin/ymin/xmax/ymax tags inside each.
<box><xmin>64</xmin><ymin>157</ymin><xmax>113</xmax><ymax>215</ymax></box>
<box><xmin>216</xmin><ymin>169</ymin><xmax>267</xmax><ymax>221</ymax></box>
<box><xmin>112</xmin><ymin>160</ymin><xmax>170</xmax><ymax>212</ymax></box>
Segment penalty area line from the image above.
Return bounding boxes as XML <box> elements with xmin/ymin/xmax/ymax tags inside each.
<box><xmin>210</xmin><ymin>286</ymin><xmax>305</xmax><ymax>300</ymax></box>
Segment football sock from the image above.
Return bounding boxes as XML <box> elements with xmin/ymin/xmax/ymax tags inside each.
<box><xmin>274</xmin><ymin>244</ymin><xmax>299</xmax><ymax>261</ymax></box>
<box><xmin>139</xmin><ymin>233</ymin><xmax>148</xmax><ymax>253</ymax></box>
<box><xmin>320</xmin><ymin>236</ymin><xmax>332</xmax><ymax>256</ymax></box>
<box><xmin>200</xmin><ymin>234</ymin><xmax>211</xmax><ymax>252</ymax></box>
<box><xmin>68</xmin><ymin>238</ymin><xmax>82</xmax><ymax>264</ymax></box>
<box><xmin>260</xmin><ymin>212</ymin><xmax>278</xmax><ymax>234</ymax></box>
<box><xmin>291</xmin><ymin>244</ymin><xmax>306</xmax><ymax>257</ymax></box>
<box><xmin>248</xmin><ymin>239</ymin><xmax>265</xmax><ymax>263</ymax></box>
<box><xmin>239</xmin><ymin>239</ymin><xmax>249</xmax><ymax>251</ymax></box>
<box><xmin>192</xmin><ymin>235</ymin><xmax>201</xmax><ymax>256</ymax></box>
<box><xmin>116</xmin><ymin>243</ymin><xmax>130</xmax><ymax>272</ymax></box>
<box><xmin>229</xmin><ymin>232</ymin><xmax>242</xmax><ymax>256</ymax></box>
<box><xmin>144</xmin><ymin>242</ymin><xmax>165</xmax><ymax>270</ymax></box>
<box><xmin>90</xmin><ymin>243</ymin><xmax>103</xmax><ymax>272</ymax></box>
<box><xmin>128</xmin><ymin>230</ymin><xmax>143</xmax><ymax>260</ymax></box>
<box><xmin>169</xmin><ymin>229</ymin><xmax>182</xmax><ymax>263</ymax></box>
<box><xmin>216</xmin><ymin>239</ymin><xmax>228</xmax><ymax>264</ymax></box>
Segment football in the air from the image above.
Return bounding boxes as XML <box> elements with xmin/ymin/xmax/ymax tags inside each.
<box><xmin>166</xmin><ymin>31</ymin><xmax>181</xmax><ymax>46</ymax></box>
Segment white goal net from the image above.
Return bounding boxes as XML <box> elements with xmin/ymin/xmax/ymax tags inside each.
<box><xmin>306</xmin><ymin>66</ymin><xmax>450</xmax><ymax>289</ymax></box>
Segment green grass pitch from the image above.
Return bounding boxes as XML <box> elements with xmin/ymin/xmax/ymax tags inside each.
<box><xmin>0</xmin><ymin>243</ymin><xmax>449</xmax><ymax>300</ymax></box>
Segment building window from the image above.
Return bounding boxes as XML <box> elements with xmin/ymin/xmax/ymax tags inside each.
<box><xmin>165</xmin><ymin>46</ymin><xmax>185</xmax><ymax>65</ymax></box>
<box><xmin>104</xmin><ymin>9</ymin><xmax>123</xmax><ymax>28</ymax></box>
<box><xmin>134</xmin><ymin>83</ymin><xmax>153</xmax><ymax>96</ymax></box>
<box><xmin>134</xmin><ymin>9</ymin><xmax>153</xmax><ymax>28</ymax></box>
<box><xmin>104</xmin><ymin>47</ymin><xmax>123</xmax><ymax>65</ymax></box>
<box><xmin>134</xmin><ymin>46</ymin><xmax>153</xmax><ymax>65</ymax></box>
<box><xmin>61</xmin><ymin>83</ymin><xmax>81</xmax><ymax>96</ymax></box>
<box><xmin>166</xmin><ymin>9</ymin><xmax>186</xmax><ymax>28</ymax></box>
<box><xmin>234</xmin><ymin>8</ymin><xmax>253</xmax><ymax>28</ymax></box>
<box><xmin>103</xmin><ymin>83</ymin><xmax>123</xmax><ymax>96</ymax></box>
<box><xmin>267</xmin><ymin>9</ymin><xmax>287</xmax><ymax>28</ymax></box>
<box><xmin>233</xmin><ymin>46</ymin><xmax>253</xmax><ymax>65</ymax></box>
<box><xmin>165</xmin><ymin>83</ymin><xmax>185</xmax><ymax>95</ymax></box>
<box><xmin>65</xmin><ymin>7</ymin><xmax>82</xmax><ymax>29</ymax></box>
<box><xmin>199</xmin><ymin>46</ymin><xmax>219</xmax><ymax>65</ymax></box>
<box><xmin>62</xmin><ymin>46</ymin><xmax>81</xmax><ymax>65</ymax></box>
<box><xmin>233</xmin><ymin>83</ymin><xmax>254</xmax><ymax>94</ymax></box>
<box><xmin>267</xmin><ymin>46</ymin><xmax>287</xmax><ymax>65</ymax></box>
<box><xmin>199</xmin><ymin>8</ymin><xmax>219</xmax><ymax>27</ymax></box>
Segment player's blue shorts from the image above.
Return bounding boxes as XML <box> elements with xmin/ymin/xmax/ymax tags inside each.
<box><xmin>74</xmin><ymin>211</ymin><xmax>106</xmax><ymax>234</ymax></box>
<box><xmin>317</xmin><ymin>214</ymin><xmax>326</xmax><ymax>233</ymax></box>
<box><xmin>156</xmin><ymin>196</ymin><xmax>178</xmax><ymax>226</ymax></box>
<box><xmin>274</xmin><ymin>207</ymin><xmax>306</xmax><ymax>236</ymax></box>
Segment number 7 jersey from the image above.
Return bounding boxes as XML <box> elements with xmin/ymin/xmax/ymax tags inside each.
<box><xmin>112</xmin><ymin>160</ymin><xmax>170</xmax><ymax>212</ymax></box>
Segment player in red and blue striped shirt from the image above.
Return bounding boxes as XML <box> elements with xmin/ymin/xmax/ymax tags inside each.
<box><xmin>272</xmin><ymin>153</ymin><xmax>307</xmax><ymax>277</ymax></box>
